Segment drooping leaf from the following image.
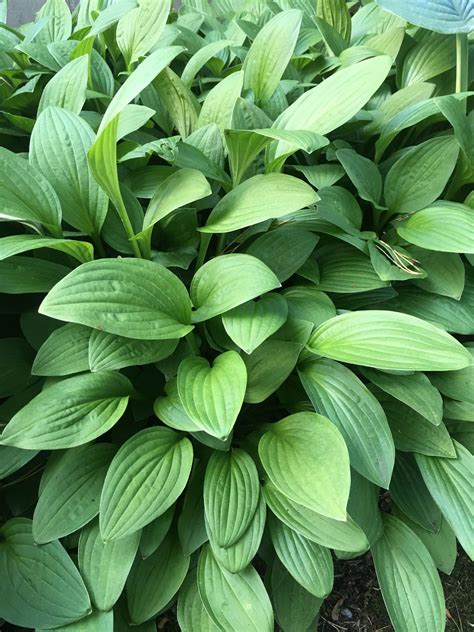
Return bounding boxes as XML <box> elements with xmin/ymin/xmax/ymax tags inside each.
<box><xmin>372</xmin><ymin>514</ymin><xmax>445</xmax><ymax>632</ymax></box>
<box><xmin>259</xmin><ymin>412</ymin><xmax>350</xmax><ymax>520</ymax></box>
<box><xmin>1</xmin><ymin>372</ymin><xmax>133</xmax><ymax>450</ymax></box>
<box><xmin>0</xmin><ymin>235</ymin><xmax>93</xmax><ymax>264</ymax></box>
<box><xmin>197</xmin><ymin>545</ymin><xmax>274</xmax><ymax>632</ymax></box>
<box><xmin>100</xmin><ymin>426</ymin><xmax>193</xmax><ymax>540</ymax></box>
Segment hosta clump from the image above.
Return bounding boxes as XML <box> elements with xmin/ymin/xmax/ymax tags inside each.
<box><xmin>0</xmin><ymin>0</ymin><xmax>473</xmax><ymax>630</ymax></box>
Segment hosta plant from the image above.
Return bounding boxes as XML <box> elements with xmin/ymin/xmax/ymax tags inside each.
<box><xmin>0</xmin><ymin>0</ymin><xmax>473</xmax><ymax>631</ymax></box>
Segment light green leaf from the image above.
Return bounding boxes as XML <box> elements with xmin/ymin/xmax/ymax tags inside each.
<box><xmin>416</xmin><ymin>441</ymin><xmax>474</xmax><ymax>559</ymax></box>
<box><xmin>428</xmin><ymin>346</ymin><xmax>474</xmax><ymax>403</ymax></box>
<box><xmin>38</xmin><ymin>56</ymin><xmax>89</xmax><ymax>116</ymax></box>
<box><xmin>32</xmin><ymin>324</ymin><xmax>91</xmax><ymax>377</ymax></box>
<box><xmin>177</xmin><ymin>568</ymin><xmax>219</xmax><ymax>632</ymax></box>
<box><xmin>39</xmin><ymin>258</ymin><xmax>193</xmax><ymax>340</ymax></box>
<box><xmin>202</xmin><ymin>173</ymin><xmax>318</xmax><ymax>233</ymax></box>
<box><xmin>401</xmin><ymin>32</ymin><xmax>455</xmax><ymax>87</ymax></box>
<box><xmin>222</xmin><ymin>293</ymin><xmax>288</xmax><ymax>354</ymax></box>
<box><xmin>141</xmin><ymin>168</ymin><xmax>211</xmax><ymax>233</ymax></box>
<box><xmin>317</xmin><ymin>0</ymin><xmax>351</xmax><ymax>41</ymax></box>
<box><xmin>198</xmin><ymin>70</ymin><xmax>243</xmax><ymax>132</ymax></box>
<box><xmin>361</xmin><ymin>368</ymin><xmax>443</xmax><ymax>425</ymax></box>
<box><xmin>0</xmin><ymin>372</ymin><xmax>132</xmax><ymax>450</ymax></box>
<box><xmin>209</xmin><ymin>493</ymin><xmax>266</xmax><ymax>573</ymax></box>
<box><xmin>33</xmin><ymin>444</ymin><xmax>115</xmax><ymax>544</ymax></box>
<box><xmin>197</xmin><ymin>545</ymin><xmax>274</xmax><ymax>632</ymax></box>
<box><xmin>154</xmin><ymin>378</ymin><xmax>200</xmax><ymax>433</ymax></box>
<box><xmin>204</xmin><ymin>449</ymin><xmax>259</xmax><ymax>547</ymax></box>
<box><xmin>89</xmin><ymin>330</ymin><xmax>177</xmax><ymax>372</ymax></box>
<box><xmin>88</xmin><ymin>0</ymin><xmax>138</xmax><ymax>36</ymax></box>
<box><xmin>410</xmin><ymin>247</ymin><xmax>465</xmax><ymax>299</ymax></box>
<box><xmin>0</xmin><ymin>518</ymin><xmax>90</xmax><ymax>629</ymax></box>
<box><xmin>246</xmin><ymin>227</ymin><xmax>319</xmax><ymax>282</ymax></box>
<box><xmin>299</xmin><ymin>358</ymin><xmax>395</xmax><ymax>488</ymax></box>
<box><xmin>191</xmin><ymin>254</ymin><xmax>281</xmax><ymax>322</ymax></box>
<box><xmin>0</xmin><ymin>234</ymin><xmax>93</xmax><ymax>264</ymax></box>
<box><xmin>262</xmin><ymin>481</ymin><xmax>369</xmax><ymax>552</ymax></box>
<box><xmin>315</xmin><ymin>243</ymin><xmax>388</xmax><ymax>293</ymax></box>
<box><xmin>79</xmin><ymin>520</ymin><xmax>140</xmax><ymax>612</ymax></box>
<box><xmin>384</xmin><ymin>137</ymin><xmax>459</xmax><ymax>214</ymax></box>
<box><xmin>127</xmin><ymin>531</ymin><xmax>190</xmax><ymax>625</ymax></box>
<box><xmin>30</xmin><ymin>107</ymin><xmax>109</xmax><ymax>237</ymax></box>
<box><xmin>373</xmin><ymin>514</ymin><xmax>445</xmax><ymax>632</ymax></box>
<box><xmin>270</xmin><ymin>56</ymin><xmax>391</xmax><ymax>157</ymax></box>
<box><xmin>177</xmin><ymin>351</ymin><xmax>247</xmax><ymax>439</ymax></box>
<box><xmin>100</xmin><ymin>426</ymin><xmax>193</xmax><ymax>540</ymax></box>
<box><xmin>308</xmin><ymin>310</ymin><xmax>471</xmax><ymax>371</ymax></box>
<box><xmin>151</xmin><ymin>68</ymin><xmax>199</xmax><ymax>138</ymax></box>
<box><xmin>36</xmin><ymin>0</ymin><xmax>72</xmax><ymax>44</ymax></box>
<box><xmin>259</xmin><ymin>412</ymin><xmax>350</xmax><ymax>520</ymax></box>
<box><xmin>269</xmin><ymin>514</ymin><xmax>333</xmax><ymax>597</ymax></box>
<box><xmin>283</xmin><ymin>287</ymin><xmax>336</xmax><ymax>328</ymax></box>
<box><xmin>0</xmin><ymin>147</ymin><xmax>62</xmax><ymax>236</ymax></box>
<box><xmin>117</xmin><ymin>0</ymin><xmax>170</xmax><ymax>67</ymax></box>
<box><xmin>182</xmin><ymin>40</ymin><xmax>233</xmax><ymax>87</ymax></box>
<box><xmin>397</xmin><ymin>203</ymin><xmax>474</xmax><ymax>253</ymax></box>
<box><xmin>243</xmin><ymin>10</ymin><xmax>302</xmax><ymax>102</ymax></box>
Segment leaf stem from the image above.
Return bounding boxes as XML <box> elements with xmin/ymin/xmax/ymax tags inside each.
<box><xmin>455</xmin><ymin>33</ymin><xmax>468</xmax><ymax>111</ymax></box>
<box><xmin>117</xmin><ymin>199</ymin><xmax>143</xmax><ymax>258</ymax></box>
<box><xmin>196</xmin><ymin>233</ymin><xmax>212</xmax><ymax>270</ymax></box>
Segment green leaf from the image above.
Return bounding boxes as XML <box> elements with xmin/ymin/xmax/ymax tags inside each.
<box><xmin>361</xmin><ymin>368</ymin><xmax>443</xmax><ymax>425</ymax></box>
<box><xmin>283</xmin><ymin>287</ymin><xmax>337</xmax><ymax>328</ymax></box>
<box><xmin>182</xmin><ymin>40</ymin><xmax>233</xmax><ymax>87</ymax></box>
<box><xmin>269</xmin><ymin>514</ymin><xmax>333</xmax><ymax>597</ymax></box>
<box><xmin>39</xmin><ymin>258</ymin><xmax>193</xmax><ymax>340</ymax></box>
<box><xmin>397</xmin><ymin>203</ymin><xmax>474</xmax><ymax>253</ymax></box>
<box><xmin>177</xmin><ymin>568</ymin><xmax>219</xmax><ymax>632</ymax></box>
<box><xmin>315</xmin><ymin>243</ymin><xmax>388</xmax><ymax>293</ymax></box>
<box><xmin>381</xmin><ymin>395</ymin><xmax>456</xmax><ymax>457</ymax></box>
<box><xmin>178</xmin><ymin>464</ymin><xmax>208</xmax><ymax>557</ymax></box>
<box><xmin>222</xmin><ymin>293</ymin><xmax>288</xmax><ymax>354</ymax></box>
<box><xmin>116</xmin><ymin>0</ymin><xmax>169</xmax><ymax>66</ymax></box>
<box><xmin>372</xmin><ymin>514</ymin><xmax>445</xmax><ymax>632</ymax></box>
<box><xmin>141</xmin><ymin>168</ymin><xmax>211</xmax><ymax>233</ymax></box>
<box><xmin>151</xmin><ymin>68</ymin><xmax>199</xmax><ymax>138</ymax></box>
<box><xmin>0</xmin><ymin>147</ymin><xmax>62</xmax><ymax>236</ymax></box>
<box><xmin>428</xmin><ymin>346</ymin><xmax>474</xmax><ymax>403</ymax></box>
<box><xmin>190</xmin><ymin>254</ymin><xmax>281</xmax><ymax>322</ymax></box>
<box><xmin>377</xmin><ymin>0</ymin><xmax>474</xmax><ymax>33</ymax></box>
<box><xmin>202</xmin><ymin>174</ymin><xmax>318</xmax><ymax>234</ymax></box>
<box><xmin>444</xmin><ymin>398</ymin><xmax>474</xmax><ymax>421</ymax></box>
<box><xmin>307</xmin><ymin>310</ymin><xmax>471</xmax><ymax>371</ymax></box>
<box><xmin>0</xmin><ymin>234</ymin><xmax>93</xmax><ymax>264</ymax></box>
<box><xmin>140</xmin><ymin>505</ymin><xmax>175</xmax><ymax>560</ymax></box>
<box><xmin>0</xmin><ymin>518</ymin><xmax>91</xmax><ymax>629</ymax></box>
<box><xmin>344</xmin><ymin>469</ymin><xmax>383</xmax><ymax>549</ymax></box>
<box><xmin>0</xmin><ymin>256</ymin><xmax>69</xmax><ymax>294</ymax></box>
<box><xmin>262</xmin><ymin>481</ymin><xmax>369</xmax><ymax>553</ymax></box>
<box><xmin>154</xmin><ymin>378</ymin><xmax>200</xmax><ymax>433</ymax></box>
<box><xmin>36</xmin><ymin>0</ymin><xmax>72</xmax><ymax>44</ymax></box>
<box><xmin>198</xmin><ymin>70</ymin><xmax>243</xmax><ymax>132</ymax></box>
<box><xmin>390</xmin><ymin>453</ymin><xmax>442</xmax><ymax>532</ymax></box>
<box><xmin>79</xmin><ymin>520</ymin><xmax>140</xmax><ymax>612</ymax></box>
<box><xmin>0</xmin><ymin>446</ymin><xmax>38</xmax><ymax>480</ymax></box>
<box><xmin>197</xmin><ymin>545</ymin><xmax>274</xmax><ymax>632</ymax></box>
<box><xmin>316</xmin><ymin>0</ymin><xmax>351</xmax><ymax>41</ymax></box>
<box><xmin>100</xmin><ymin>426</ymin><xmax>193</xmax><ymax>540</ymax></box>
<box><xmin>127</xmin><ymin>531</ymin><xmax>190</xmax><ymax>625</ymax></box>
<box><xmin>336</xmin><ymin>148</ymin><xmax>384</xmax><ymax>207</ymax></box>
<box><xmin>33</xmin><ymin>444</ymin><xmax>115</xmax><ymax>544</ymax></box>
<box><xmin>401</xmin><ymin>32</ymin><xmax>455</xmax><ymax>87</ymax></box>
<box><xmin>270</xmin><ymin>56</ymin><xmax>391</xmax><ymax>157</ymax></box>
<box><xmin>0</xmin><ymin>338</ymin><xmax>34</xmax><ymax>398</ymax></box>
<box><xmin>243</xmin><ymin>10</ymin><xmax>302</xmax><ymax>102</ymax></box>
<box><xmin>299</xmin><ymin>358</ymin><xmax>395</xmax><ymax>488</ymax></box>
<box><xmin>89</xmin><ymin>330</ymin><xmax>177</xmax><ymax>372</ymax></box>
<box><xmin>270</xmin><ymin>560</ymin><xmax>322</xmax><ymax>632</ymax></box>
<box><xmin>38</xmin><ymin>56</ymin><xmax>89</xmax><ymax>116</ymax></box>
<box><xmin>204</xmin><ymin>449</ymin><xmax>259</xmax><ymax>547</ymax></box>
<box><xmin>37</xmin><ymin>609</ymin><xmax>113</xmax><ymax>632</ymax></box>
<box><xmin>30</xmin><ymin>107</ymin><xmax>109</xmax><ymax>237</ymax></box>
<box><xmin>416</xmin><ymin>441</ymin><xmax>474</xmax><ymax>559</ymax></box>
<box><xmin>411</xmin><ymin>248</ymin><xmax>465</xmax><ymax>300</ymax></box>
<box><xmin>0</xmin><ymin>372</ymin><xmax>132</xmax><ymax>450</ymax></box>
<box><xmin>259</xmin><ymin>412</ymin><xmax>350</xmax><ymax>520</ymax></box>
<box><xmin>209</xmin><ymin>493</ymin><xmax>266</xmax><ymax>573</ymax></box>
<box><xmin>384</xmin><ymin>137</ymin><xmax>459</xmax><ymax>214</ymax></box>
<box><xmin>32</xmin><ymin>323</ymin><xmax>92</xmax><ymax>377</ymax></box>
<box><xmin>246</xmin><ymin>227</ymin><xmax>319</xmax><ymax>282</ymax></box>
<box><xmin>177</xmin><ymin>351</ymin><xmax>247</xmax><ymax>439</ymax></box>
